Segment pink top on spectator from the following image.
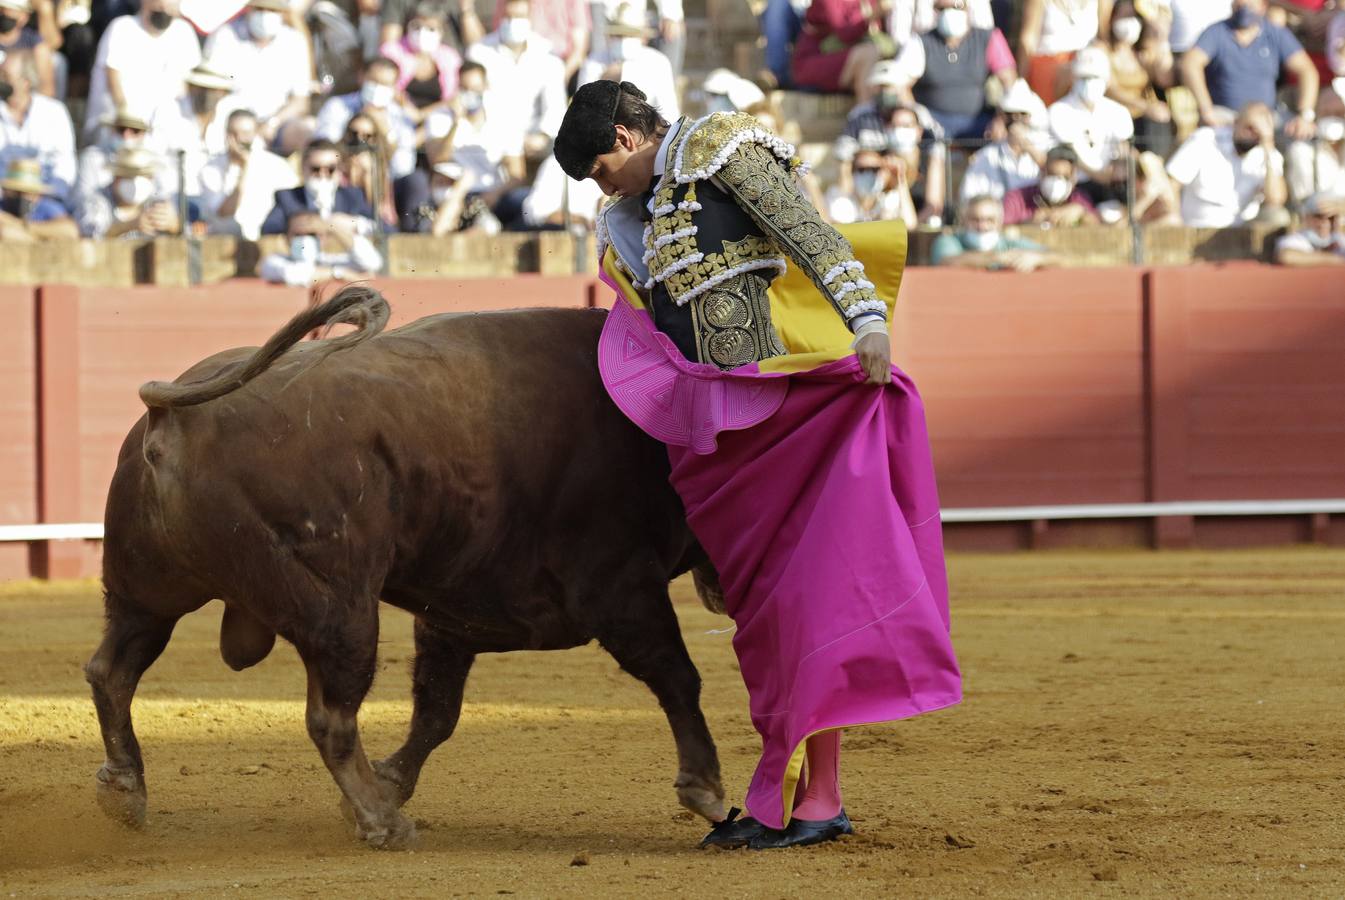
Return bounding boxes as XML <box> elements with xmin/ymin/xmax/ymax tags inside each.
<box><xmin>1001</xmin><ymin>183</ymin><xmax>1096</xmax><ymax>225</ymax></box>
<box><xmin>983</xmin><ymin>28</ymin><xmax>1016</xmax><ymax>74</ymax></box>
<box><xmin>379</xmin><ymin>38</ymin><xmax>463</xmax><ymax>99</ymax></box>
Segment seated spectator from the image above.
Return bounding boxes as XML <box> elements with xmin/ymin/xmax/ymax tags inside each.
<box><xmin>259</xmin><ymin>139</ymin><xmax>383</xmax><ymax>285</ymax></box>
<box><xmin>1017</xmin><ymin>0</ymin><xmax>1109</xmax><ymax>103</ymax></box>
<box><xmin>887</xmin><ymin>0</ymin><xmax>993</xmax><ymax>46</ymax></box>
<box><xmin>1127</xmin><ymin>148</ymin><xmax>1183</xmax><ymax>224</ymax></box>
<box><xmin>77</xmin><ymin>145</ymin><xmax>180</xmax><ymax>238</ymax></box>
<box><xmin>1048</xmin><ymin>45</ymin><xmax>1135</xmax><ymax>189</ymax></box>
<box><xmin>1181</xmin><ymin>0</ymin><xmax>1318</xmax><ymax>140</ymax></box>
<box><xmin>204</xmin><ymin>0</ymin><xmax>315</xmax><ymax>155</ymax></box>
<box><xmin>0</xmin><ymin>0</ymin><xmax>56</xmax><ymax>96</ymax></box>
<box><xmin>1170</xmin><ymin>0</ymin><xmax>1231</xmax><ymax>55</ymax></box>
<box><xmin>341</xmin><ymin>110</ymin><xmax>397</xmax><ymax>228</ymax></box>
<box><xmin>519</xmin><ymin>153</ymin><xmax>604</xmax><ymax>230</ymax></box>
<box><xmin>834</xmin><ymin>61</ymin><xmax>948</xmax><ymax>224</ymax></box>
<box><xmin>1166</xmin><ymin>101</ymin><xmax>1288</xmax><ymax>226</ymax></box>
<box><xmin>379</xmin><ymin>2</ymin><xmax>463</xmax><ymax>119</ymax></box>
<box><xmin>700</xmin><ymin>67</ymin><xmax>765</xmax><ymax>115</ymax></box>
<box><xmin>1288</xmin><ymin>115</ymin><xmax>1345</xmax><ymax>204</ymax></box>
<box><xmin>1002</xmin><ymin>144</ymin><xmax>1100</xmax><ymax>226</ymax></box>
<box><xmin>468</xmin><ymin>0</ymin><xmax>566</xmax><ymax>161</ymax></box>
<box><xmin>930</xmin><ymin>193</ymin><xmax>1054</xmax><ymax>270</ymax></box>
<box><xmin>791</xmin><ymin>0</ymin><xmax>888</xmax><ymax>102</ymax></box>
<box><xmin>73</xmin><ymin>107</ymin><xmax>171</xmax><ymax>220</ymax></box>
<box><xmin>826</xmin><ymin>147</ymin><xmax>915</xmax><ymax>227</ymax></box>
<box><xmin>83</xmin><ymin>0</ymin><xmax>201</xmax><ymax>141</ymax></box>
<box><xmin>0</xmin><ymin>156</ymin><xmax>77</xmax><ymax>240</ymax></box>
<box><xmin>591</xmin><ymin>0</ymin><xmax>686</xmax><ymax>79</ymax></box>
<box><xmin>1102</xmin><ymin>0</ymin><xmax>1176</xmax><ymax>156</ymax></box>
<box><xmin>761</xmin><ymin>0</ymin><xmax>803</xmax><ymax>89</ymax></box>
<box><xmin>487</xmin><ymin>0</ymin><xmax>592</xmax><ymax>83</ymax></box>
<box><xmin>892</xmin><ymin>0</ymin><xmax>1016</xmax><ymax>140</ymax></box>
<box><xmin>198</xmin><ymin>108</ymin><xmax>299</xmax><ymax>239</ymax></box>
<box><xmin>381</xmin><ymin>0</ymin><xmax>484</xmax><ymax>57</ymax></box>
<box><xmin>1274</xmin><ymin>190</ymin><xmax>1345</xmax><ymax>264</ymax></box>
<box><xmin>577</xmin><ymin>1</ymin><xmax>678</xmax><ymax>119</ymax></box>
<box><xmin>961</xmin><ymin>79</ymin><xmax>1049</xmax><ymax>203</ymax></box>
<box><xmin>315</xmin><ymin>56</ymin><xmax>419</xmax><ymax>180</ymax></box>
<box><xmin>0</xmin><ymin>48</ymin><xmax>75</xmax><ymax>197</ymax></box>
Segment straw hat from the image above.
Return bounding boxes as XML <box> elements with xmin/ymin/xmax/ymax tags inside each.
<box><xmin>185</xmin><ymin>59</ymin><xmax>235</xmax><ymax>92</ymax></box>
<box><xmin>247</xmin><ymin>0</ymin><xmax>290</xmax><ymax>10</ymax></box>
<box><xmin>0</xmin><ymin>0</ymin><xmax>33</xmax><ymax>14</ymax></box>
<box><xmin>605</xmin><ymin>2</ymin><xmax>649</xmax><ymax>38</ymax></box>
<box><xmin>0</xmin><ymin>157</ymin><xmax>54</xmax><ymax>195</ymax></box>
<box><xmin>701</xmin><ymin>69</ymin><xmax>765</xmax><ymax>111</ymax></box>
<box><xmin>102</xmin><ymin>106</ymin><xmax>152</xmax><ymax>132</ymax></box>
<box><xmin>110</xmin><ymin>146</ymin><xmax>160</xmax><ymax>179</ymax></box>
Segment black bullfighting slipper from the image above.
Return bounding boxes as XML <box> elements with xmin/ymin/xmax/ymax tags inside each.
<box><xmin>699</xmin><ymin>807</ymin><xmax>766</xmax><ymax>850</ymax></box>
<box><xmin>747</xmin><ymin>809</ymin><xmax>853</xmax><ymax>850</ymax></box>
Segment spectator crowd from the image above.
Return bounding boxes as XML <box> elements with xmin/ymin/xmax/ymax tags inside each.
<box><xmin>0</xmin><ymin>0</ymin><xmax>1341</xmax><ymax>280</ymax></box>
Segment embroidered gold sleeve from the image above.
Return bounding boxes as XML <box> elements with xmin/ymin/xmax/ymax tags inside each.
<box><xmin>711</xmin><ymin>141</ymin><xmax>886</xmax><ymax>326</ymax></box>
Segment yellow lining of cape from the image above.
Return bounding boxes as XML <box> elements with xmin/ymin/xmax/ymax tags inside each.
<box><xmin>599</xmin><ymin>220</ymin><xmax>907</xmax><ymax>374</ymax></box>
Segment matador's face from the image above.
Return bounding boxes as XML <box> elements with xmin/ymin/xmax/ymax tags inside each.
<box><xmin>587</xmin><ymin>125</ymin><xmax>658</xmax><ymax>200</ymax></box>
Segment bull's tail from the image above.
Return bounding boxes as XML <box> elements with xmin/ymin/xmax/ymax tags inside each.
<box><xmin>137</xmin><ymin>285</ymin><xmax>390</xmax><ymax>409</ymax></box>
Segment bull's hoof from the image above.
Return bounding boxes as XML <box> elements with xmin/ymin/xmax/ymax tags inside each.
<box><xmin>675</xmin><ymin>772</ymin><xmax>726</xmax><ymax>823</ymax></box>
<box><xmin>359</xmin><ymin>812</ymin><xmax>417</xmax><ymax>851</ymax></box>
<box><xmin>95</xmin><ymin>765</ymin><xmax>147</xmax><ymax>828</ymax></box>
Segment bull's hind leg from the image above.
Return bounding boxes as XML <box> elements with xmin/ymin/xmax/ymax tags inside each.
<box><xmin>84</xmin><ymin>593</ymin><xmax>179</xmax><ymax>828</ymax></box>
<box><xmin>598</xmin><ymin>583</ymin><xmax>725</xmax><ymax>823</ymax></box>
<box><xmin>295</xmin><ymin>604</ymin><xmax>416</xmax><ymax>850</ymax></box>
<box><xmin>374</xmin><ymin>620</ymin><xmax>475</xmax><ymax>806</ymax></box>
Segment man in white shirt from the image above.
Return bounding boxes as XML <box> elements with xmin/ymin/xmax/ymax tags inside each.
<box><xmin>203</xmin><ymin>0</ymin><xmax>314</xmax><ymax>154</ymax></box>
<box><xmin>1286</xmin><ymin>116</ymin><xmax>1345</xmax><ymax>206</ymax></box>
<box><xmin>0</xmin><ymin>49</ymin><xmax>76</xmax><ymax>199</ymax></box>
<box><xmin>1170</xmin><ymin>0</ymin><xmax>1231</xmax><ymax>54</ymax></box>
<box><xmin>1167</xmin><ymin>101</ymin><xmax>1287</xmax><ymax>227</ymax></box>
<box><xmin>577</xmin><ymin>1</ymin><xmax>678</xmax><ymax>120</ymax></box>
<box><xmin>961</xmin><ymin>78</ymin><xmax>1049</xmax><ymax>203</ymax></box>
<box><xmin>591</xmin><ymin>0</ymin><xmax>686</xmax><ymax>76</ymax></box>
<box><xmin>315</xmin><ymin>56</ymin><xmax>419</xmax><ymax>180</ymax></box>
<box><xmin>199</xmin><ymin>109</ymin><xmax>300</xmax><ymax>239</ymax></box>
<box><xmin>1047</xmin><ymin>46</ymin><xmax>1136</xmax><ymax>183</ymax></box>
<box><xmin>84</xmin><ymin>0</ymin><xmax>201</xmax><ymax>141</ymax></box>
<box><xmin>1274</xmin><ymin>191</ymin><xmax>1345</xmax><ymax>266</ymax></box>
<box><xmin>468</xmin><ymin>0</ymin><xmax>566</xmax><ymax>160</ymax></box>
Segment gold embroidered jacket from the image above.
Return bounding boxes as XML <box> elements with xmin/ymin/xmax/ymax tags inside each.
<box><xmin>598</xmin><ymin>112</ymin><xmax>885</xmax><ymax>367</ymax></box>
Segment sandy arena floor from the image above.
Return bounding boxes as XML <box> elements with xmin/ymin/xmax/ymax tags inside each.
<box><xmin>1</xmin><ymin>548</ymin><xmax>1343</xmax><ymax>898</ymax></box>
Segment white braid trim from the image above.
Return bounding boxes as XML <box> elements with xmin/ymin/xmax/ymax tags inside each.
<box><xmin>669</xmin><ymin>257</ymin><xmax>788</xmax><ymax>306</ymax></box>
<box><xmin>842</xmin><ymin>298</ymin><xmax>888</xmax><ymax>319</ymax></box>
<box><xmin>650</xmin><ymin>251</ymin><xmax>705</xmax><ymax>285</ymax></box>
<box><xmin>677</xmin><ymin>199</ymin><xmax>703</xmax><ymax>212</ymax></box>
<box><xmin>672</xmin><ymin>116</ymin><xmax>799</xmax><ymax>184</ymax></box>
<box><xmin>653</xmin><ymin>225</ymin><xmax>698</xmax><ymax>250</ymax></box>
<box><xmin>653</xmin><ymin>202</ymin><xmax>676</xmax><ymax>216</ymax></box>
<box><xmin>833</xmin><ymin>279</ymin><xmax>876</xmax><ymax>301</ymax></box>
<box><xmin>821</xmin><ymin>260</ymin><xmax>865</xmax><ymax>286</ymax></box>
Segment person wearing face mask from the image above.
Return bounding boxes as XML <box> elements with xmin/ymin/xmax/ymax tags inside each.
<box><xmin>578</xmin><ymin>1</ymin><xmax>678</xmax><ymax>119</ymax></box>
<box><xmin>202</xmin><ymin>0</ymin><xmax>315</xmax><ymax>155</ymax></box>
<box><xmin>961</xmin><ymin>79</ymin><xmax>1051</xmax><ymax>203</ymax></box>
<box><xmin>0</xmin><ymin>156</ymin><xmax>78</xmax><ymax>241</ymax></box>
<box><xmin>1275</xmin><ymin>190</ymin><xmax>1345</xmax><ymax>265</ymax></box>
<box><xmin>315</xmin><ymin>56</ymin><xmax>421</xmax><ymax>181</ymax></box>
<box><xmin>1167</xmin><ymin>100</ymin><xmax>1288</xmax><ymax>226</ymax></box>
<box><xmin>468</xmin><ymin>0</ymin><xmax>567</xmax><ymax>161</ymax></box>
<box><xmin>73</xmin><ymin>106</ymin><xmax>162</xmax><ymax>222</ymax></box>
<box><xmin>931</xmin><ymin>193</ymin><xmax>1054</xmax><ymax>270</ymax></box>
<box><xmin>83</xmin><ymin>0</ymin><xmax>201</xmax><ymax>142</ymax></box>
<box><xmin>889</xmin><ymin>0</ymin><xmax>1017</xmax><ymax>140</ymax></box>
<box><xmin>379</xmin><ymin>3</ymin><xmax>464</xmax><ymax>120</ymax></box>
<box><xmin>0</xmin><ymin>47</ymin><xmax>76</xmax><ymax>200</ymax></box>
<box><xmin>1018</xmin><ymin>0</ymin><xmax>1112</xmax><ymax>103</ymax></box>
<box><xmin>1001</xmin><ymin>144</ymin><xmax>1100</xmax><ymax>225</ymax></box>
<box><xmin>1182</xmin><ymin>0</ymin><xmax>1319</xmax><ymax>141</ymax></box>
<box><xmin>76</xmin><ymin>144</ymin><xmax>180</xmax><ymax>238</ymax></box>
<box><xmin>198</xmin><ymin>108</ymin><xmax>299</xmax><ymax>239</ymax></box>
<box><xmin>825</xmin><ymin>147</ymin><xmax>915</xmax><ymax>226</ymax></box>
<box><xmin>1047</xmin><ymin>45</ymin><xmax>1136</xmax><ymax>185</ymax></box>
<box><xmin>259</xmin><ymin>139</ymin><xmax>384</xmax><ymax>285</ymax></box>
<box><xmin>1102</xmin><ymin>1</ymin><xmax>1175</xmax><ymax>156</ymax></box>
<box><xmin>381</xmin><ymin>0</ymin><xmax>484</xmax><ymax>59</ymax></box>
<box><xmin>1286</xmin><ymin>115</ymin><xmax>1345</xmax><ymax>204</ymax></box>
<box><xmin>0</xmin><ymin>0</ymin><xmax>57</xmax><ymax>97</ymax></box>
<box><xmin>486</xmin><ymin>0</ymin><xmax>592</xmax><ymax>83</ymax></box>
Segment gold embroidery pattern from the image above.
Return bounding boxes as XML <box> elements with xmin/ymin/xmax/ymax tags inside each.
<box><xmin>714</xmin><ymin>142</ymin><xmax>883</xmax><ymax>320</ymax></box>
<box><xmin>689</xmin><ymin>272</ymin><xmax>788</xmax><ymax>368</ymax></box>
<box><xmin>663</xmin><ymin>234</ymin><xmax>779</xmax><ymax>299</ymax></box>
<box><xmin>677</xmin><ymin>112</ymin><xmax>804</xmax><ymax>182</ymax></box>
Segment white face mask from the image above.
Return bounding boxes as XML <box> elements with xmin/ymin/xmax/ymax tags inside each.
<box><xmin>1112</xmin><ymin>16</ymin><xmax>1142</xmax><ymax>46</ymax></box>
<box><xmin>1318</xmin><ymin>117</ymin><xmax>1345</xmax><ymax>143</ymax></box>
<box><xmin>1075</xmin><ymin>76</ymin><xmax>1108</xmax><ymax>105</ymax></box>
<box><xmin>408</xmin><ymin>26</ymin><xmax>441</xmax><ymax>53</ymax></box>
<box><xmin>1303</xmin><ymin>228</ymin><xmax>1337</xmax><ymax>250</ymax></box>
<box><xmin>360</xmin><ymin>81</ymin><xmax>395</xmax><ymax>108</ymax></box>
<box><xmin>852</xmin><ymin>168</ymin><xmax>880</xmax><ymax>196</ymax></box>
<box><xmin>887</xmin><ymin>125</ymin><xmax>920</xmax><ymax>153</ymax></box>
<box><xmin>499</xmin><ymin>17</ymin><xmax>530</xmax><ymax>46</ymax></box>
<box><xmin>1039</xmin><ymin>174</ymin><xmax>1073</xmax><ymax>205</ymax></box>
<box><xmin>114</xmin><ymin>176</ymin><xmax>154</xmax><ymax>206</ymax></box>
<box><xmin>248</xmin><ymin>10</ymin><xmax>283</xmax><ymax>40</ymax></box>
<box><xmin>305</xmin><ymin>175</ymin><xmax>338</xmax><ymax>209</ymax></box>
<box><xmin>937</xmin><ymin>8</ymin><xmax>969</xmax><ymax>39</ymax></box>
<box><xmin>459</xmin><ymin>89</ymin><xmax>484</xmax><ymax>113</ymax></box>
<box><xmin>963</xmin><ymin>229</ymin><xmax>1000</xmax><ymax>252</ymax></box>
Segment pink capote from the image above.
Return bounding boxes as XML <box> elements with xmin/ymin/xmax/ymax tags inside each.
<box><xmin>598</xmin><ymin>293</ymin><xmax>963</xmax><ymax>830</ymax></box>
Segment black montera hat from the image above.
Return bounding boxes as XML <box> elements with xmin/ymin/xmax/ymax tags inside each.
<box><xmin>554</xmin><ymin>80</ymin><xmax>645</xmax><ymax>181</ymax></box>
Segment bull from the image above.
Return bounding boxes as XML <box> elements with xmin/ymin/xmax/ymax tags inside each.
<box><xmin>85</xmin><ymin>286</ymin><xmax>726</xmax><ymax>849</ymax></box>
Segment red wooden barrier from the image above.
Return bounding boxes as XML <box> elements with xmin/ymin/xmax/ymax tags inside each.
<box><xmin>0</xmin><ymin>287</ymin><xmax>37</xmax><ymax>580</ymax></box>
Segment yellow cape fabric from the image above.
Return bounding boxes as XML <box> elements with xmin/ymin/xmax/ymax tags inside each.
<box><xmin>600</xmin><ymin>219</ymin><xmax>908</xmax><ymax>374</ymax></box>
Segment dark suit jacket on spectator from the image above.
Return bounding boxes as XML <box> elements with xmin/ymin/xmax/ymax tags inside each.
<box><xmin>260</xmin><ymin>184</ymin><xmax>375</xmax><ymax>235</ymax></box>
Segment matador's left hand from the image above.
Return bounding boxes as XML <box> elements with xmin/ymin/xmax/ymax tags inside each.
<box><xmin>855</xmin><ymin>332</ymin><xmax>892</xmax><ymax>385</ymax></box>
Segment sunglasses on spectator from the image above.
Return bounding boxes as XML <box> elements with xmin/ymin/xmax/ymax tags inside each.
<box><xmin>346</xmin><ymin>130</ymin><xmax>376</xmax><ymax>143</ymax></box>
<box><xmin>307</xmin><ymin>163</ymin><xmax>339</xmax><ymax>175</ymax></box>
<box><xmin>119</xmin><ymin>126</ymin><xmax>147</xmax><ymax>136</ymax></box>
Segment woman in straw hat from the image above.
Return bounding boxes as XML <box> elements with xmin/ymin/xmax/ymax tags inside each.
<box><xmin>0</xmin><ymin>155</ymin><xmax>77</xmax><ymax>239</ymax></box>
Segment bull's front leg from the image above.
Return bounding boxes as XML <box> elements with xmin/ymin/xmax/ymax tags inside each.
<box><xmin>598</xmin><ymin>585</ymin><xmax>725</xmax><ymax>823</ymax></box>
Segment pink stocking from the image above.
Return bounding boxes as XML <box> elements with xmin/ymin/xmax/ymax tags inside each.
<box><xmin>790</xmin><ymin>730</ymin><xmax>842</xmax><ymax>821</ymax></box>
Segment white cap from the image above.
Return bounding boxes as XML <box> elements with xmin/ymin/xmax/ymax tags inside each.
<box><xmin>999</xmin><ymin>79</ymin><xmax>1045</xmax><ymax>116</ymax></box>
<box><xmin>1303</xmin><ymin>191</ymin><xmax>1344</xmax><ymax>215</ymax></box>
<box><xmin>701</xmin><ymin>69</ymin><xmax>765</xmax><ymax>110</ymax></box>
<box><xmin>866</xmin><ymin>59</ymin><xmax>911</xmax><ymax>89</ymax></box>
<box><xmin>1072</xmin><ymin>46</ymin><xmax>1111</xmax><ymax>81</ymax></box>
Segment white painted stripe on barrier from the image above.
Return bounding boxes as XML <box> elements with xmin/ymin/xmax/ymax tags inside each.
<box><xmin>2</xmin><ymin>500</ymin><xmax>1344</xmax><ymax>541</ymax></box>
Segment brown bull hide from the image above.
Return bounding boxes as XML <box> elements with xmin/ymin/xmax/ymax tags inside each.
<box><xmin>85</xmin><ymin>287</ymin><xmax>725</xmax><ymax>849</ymax></box>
